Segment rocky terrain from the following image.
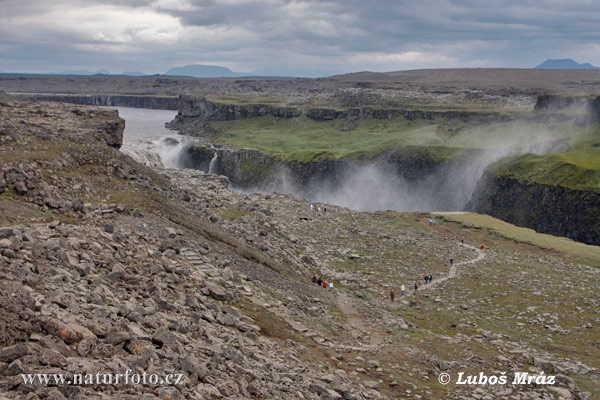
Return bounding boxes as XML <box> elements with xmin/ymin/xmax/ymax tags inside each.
<box><xmin>0</xmin><ymin>99</ymin><xmax>599</xmax><ymax>400</ymax></box>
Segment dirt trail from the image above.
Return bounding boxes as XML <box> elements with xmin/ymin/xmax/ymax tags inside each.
<box><xmin>334</xmin><ymin>242</ymin><xmax>485</xmax><ymax>347</ymax></box>
<box><xmin>336</xmin><ymin>293</ymin><xmax>386</xmax><ymax>346</ymax></box>
<box><xmin>422</xmin><ymin>243</ymin><xmax>485</xmax><ymax>290</ymax></box>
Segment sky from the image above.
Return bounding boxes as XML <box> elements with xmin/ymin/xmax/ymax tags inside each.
<box><xmin>1</xmin><ymin>0</ymin><xmax>600</xmax><ymax>76</ymax></box>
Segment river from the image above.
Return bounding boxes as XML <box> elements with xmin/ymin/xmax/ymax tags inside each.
<box><xmin>108</xmin><ymin>107</ymin><xmax>196</xmax><ymax>168</ymax></box>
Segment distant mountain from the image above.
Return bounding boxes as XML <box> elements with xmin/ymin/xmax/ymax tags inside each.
<box><xmin>534</xmin><ymin>59</ymin><xmax>598</xmax><ymax>70</ymax></box>
<box><xmin>165</xmin><ymin>65</ymin><xmax>236</xmax><ymax>78</ymax></box>
<box><xmin>54</xmin><ymin>69</ymin><xmax>111</xmax><ymax>75</ymax></box>
<box><xmin>250</xmin><ymin>68</ymin><xmax>341</xmax><ymax>78</ymax></box>
<box><xmin>120</xmin><ymin>71</ymin><xmax>147</xmax><ymax>76</ymax></box>
<box><xmin>164</xmin><ymin>64</ymin><xmax>341</xmax><ymax>78</ymax></box>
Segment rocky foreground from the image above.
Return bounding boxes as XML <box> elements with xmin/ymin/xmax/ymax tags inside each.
<box><xmin>0</xmin><ymin>99</ymin><xmax>599</xmax><ymax>400</ymax></box>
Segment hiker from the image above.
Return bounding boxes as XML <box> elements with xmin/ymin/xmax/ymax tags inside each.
<box><xmin>317</xmin><ymin>277</ymin><xmax>323</xmax><ymax>286</ymax></box>
<box><xmin>401</xmin><ymin>284</ymin><xmax>405</xmax><ymax>296</ymax></box>
<box><xmin>432</xmin><ymin>219</ymin><xmax>436</xmax><ymax>225</ymax></box>
<box><xmin>414</xmin><ymin>282</ymin><xmax>418</xmax><ymax>291</ymax></box>
<box><xmin>324</xmin><ymin>207</ymin><xmax>327</xmax><ymax>213</ymax></box>
<box><xmin>389</xmin><ymin>289</ymin><xmax>395</xmax><ymax>303</ymax></box>
<box><xmin>480</xmin><ymin>244</ymin><xmax>485</xmax><ymax>250</ymax></box>
<box><xmin>312</xmin><ymin>274</ymin><xmax>317</xmax><ymax>284</ymax></box>
<box><xmin>329</xmin><ymin>281</ymin><xmax>334</xmax><ymax>289</ymax></box>
<box><xmin>429</xmin><ymin>274</ymin><xmax>433</xmax><ymax>282</ymax></box>
<box><xmin>450</xmin><ymin>258</ymin><xmax>454</xmax><ymax>266</ymax></box>
<box><xmin>424</xmin><ymin>275</ymin><xmax>429</xmax><ymax>285</ymax></box>
<box><xmin>428</xmin><ymin>218</ymin><xmax>433</xmax><ymax>226</ymax></box>
<box><xmin>461</xmin><ymin>237</ymin><xmax>464</xmax><ymax>245</ymax></box>
<box><xmin>322</xmin><ymin>280</ymin><xmax>327</xmax><ymax>288</ymax></box>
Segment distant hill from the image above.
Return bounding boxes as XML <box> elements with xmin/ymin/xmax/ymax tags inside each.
<box><xmin>165</xmin><ymin>65</ymin><xmax>237</xmax><ymax>78</ymax></box>
<box><xmin>54</xmin><ymin>69</ymin><xmax>111</xmax><ymax>75</ymax></box>
<box><xmin>251</xmin><ymin>68</ymin><xmax>341</xmax><ymax>78</ymax></box>
<box><xmin>534</xmin><ymin>58</ymin><xmax>598</xmax><ymax>69</ymax></box>
<box><xmin>120</xmin><ymin>71</ymin><xmax>146</xmax><ymax>76</ymax></box>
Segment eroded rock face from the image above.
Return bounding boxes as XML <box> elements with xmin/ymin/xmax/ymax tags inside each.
<box><xmin>468</xmin><ymin>171</ymin><xmax>600</xmax><ymax>245</ymax></box>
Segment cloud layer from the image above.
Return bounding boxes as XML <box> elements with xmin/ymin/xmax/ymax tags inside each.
<box><xmin>1</xmin><ymin>0</ymin><xmax>599</xmax><ymax>74</ymax></box>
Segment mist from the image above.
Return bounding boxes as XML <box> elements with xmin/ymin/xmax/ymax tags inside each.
<box><xmin>116</xmin><ymin>106</ymin><xmax>584</xmax><ymax>213</ymax></box>
<box><xmin>231</xmin><ymin>121</ymin><xmax>579</xmax><ymax>212</ymax></box>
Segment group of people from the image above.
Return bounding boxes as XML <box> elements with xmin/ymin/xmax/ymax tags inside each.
<box><xmin>309</xmin><ymin>204</ymin><xmax>327</xmax><ymax>213</ymax></box>
<box><xmin>389</xmin><ymin>285</ymin><xmax>406</xmax><ymax>302</ymax></box>
<box><xmin>312</xmin><ymin>274</ymin><xmax>334</xmax><ymax>289</ymax></box>
<box><xmin>423</xmin><ymin>274</ymin><xmax>433</xmax><ymax>284</ymax></box>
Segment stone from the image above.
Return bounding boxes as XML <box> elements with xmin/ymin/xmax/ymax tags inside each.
<box><xmin>14</xmin><ymin>180</ymin><xmax>28</xmax><ymax>195</ymax></box>
<box><xmin>205</xmin><ymin>282</ymin><xmax>229</xmax><ymax>301</ymax></box>
<box><xmin>39</xmin><ymin>349</ymin><xmax>67</xmax><ymax>367</ymax></box>
<box><xmin>533</xmin><ymin>357</ymin><xmax>555</xmax><ymax>373</ymax></box>
<box><xmin>0</xmin><ymin>343</ymin><xmax>33</xmax><ymax>362</ymax></box>
<box><xmin>0</xmin><ymin>227</ymin><xmax>15</xmax><ymax>239</ymax></box>
<box><xmin>180</xmin><ymin>354</ymin><xmax>208</xmax><ymax>382</ymax></box>
<box><xmin>107</xmin><ymin>263</ymin><xmax>126</xmax><ymax>282</ymax></box>
<box><xmin>152</xmin><ymin>329</ymin><xmax>178</xmax><ymax>348</ymax></box>
<box><xmin>39</xmin><ymin>317</ymin><xmax>96</xmax><ymax>344</ymax></box>
<box><xmin>363</xmin><ymin>380</ymin><xmax>380</xmax><ymax>389</ymax></box>
<box><xmin>107</xmin><ymin>330</ymin><xmax>131</xmax><ymax>345</ymax></box>
<box><xmin>548</xmin><ymin>387</ymin><xmax>573</xmax><ymax>400</ymax></box>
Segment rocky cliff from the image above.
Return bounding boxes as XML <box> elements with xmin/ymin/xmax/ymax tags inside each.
<box><xmin>184</xmin><ymin>145</ymin><xmax>488</xmax><ymax>211</ymax></box>
<box><xmin>16</xmin><ymin>94</ymin><xmax>179</xmax><ymax>110</ymax></box>
<box><xmin>534</xmin><ymin>93</ymin><xmax>600</xmax><ymax>124</ymax></box>
<box><xmin>469</xmin><ymin>171</ymin><xmax>600</xmax><ymax>245</ymax></box>
<box><xmin>171</xmin><ymin>96</ymin><xmax>513</xmax><ymax>129</ymax></box>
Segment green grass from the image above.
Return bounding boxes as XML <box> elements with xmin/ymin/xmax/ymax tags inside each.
<box><xmin>211</xmin><ymin>115</ymin><xmax>476</xmax><ymax>161</ymax></box>
<box><xmin>488</xmin><ymin>132</ymin><xmax>600</xmax><ymax>190</ymax></box>
<box><xmin>434</xmin><ymin>212</ymin><xmax>600</xmax><ymax>265</ymax></box>
<box><xmin>208</xmin><ymin>110</ymin><xmax>596</xmax><ymax>165</ymax></box>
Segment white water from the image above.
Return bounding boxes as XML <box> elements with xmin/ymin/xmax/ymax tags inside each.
<box><xmin>108</xmin><ymin>107</ymin><xmax>195</xmax><ymax>168</ymax></box>
<box><xmin>208</xmin><ymin>152</ymin><xmax>219</xmax><ymax>174</ymax></box>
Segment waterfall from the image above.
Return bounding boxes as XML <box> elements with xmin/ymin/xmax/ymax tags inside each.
<box><xmin>208</xmin><ymin>151</ymin><xmax>219</xmax><ymax>174</ymax></box>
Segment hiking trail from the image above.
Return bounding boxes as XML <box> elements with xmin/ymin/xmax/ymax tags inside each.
<box><xmin>421</xmin><ymin>242</ymin><xmax>485</xmax><ymax>290</ymax></box>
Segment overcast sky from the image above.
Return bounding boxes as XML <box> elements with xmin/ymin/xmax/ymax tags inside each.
<box><xmin>1</xmin><ymin>0</ymin><xmax>599</xmax><ymax>75</ymax></box>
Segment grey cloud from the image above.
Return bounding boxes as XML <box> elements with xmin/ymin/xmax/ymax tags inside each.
<box><xmin>1</xmin><ymin>0</ymin><xmax>599</xmax><ymax>74</ymax></box>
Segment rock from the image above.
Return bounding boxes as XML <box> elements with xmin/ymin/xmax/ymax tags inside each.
<box><xmin>39</xmin><ymin>349</ymin><xmax>67</xmax><ymax>367</ymax></box>
<box><xmin>533</xmin><ymin>357</ymin><xmax>555</xmax><ymax>373</ymax></box>
<box><xmin>14</xmin><ymin>180</ymin><xmax>28</xmax><ymax>195</ymax></box>
<box><xmin>107</xmin><ymin>330</ymin><xmax>131</xmax><ymax>345</ymax></box>
<box><xmin>49</xmin><ymin>220</ymin><xmax>61</xmax><ymax>229</ymax></box>
<box><xmin>367</xmin><ymin>360</ymin><xmax>380</xmax><ymax>368</ymax></box>
<box><xmin>548</xmin><ymin>387</ymin><xmax>573</xmax><ymax>400</ymax></box>
<box><xmin>107</xmin><ymin>263</ymin><xmax>126</xmax><ymax>282</ymax></box>
<box><xmin>205</xmin><ymin>282</ymin><xmax>230</xmax><ymax>301</ymax></box>
<box><xmin>326</xmin><ymin>389</ymin><xmax>343</xmax><ymax>399</ymax></box>
<box><xmin>0</xmin><ymin>227</ymin><xmax>15</xmax><ymax>239</ymax></box>
<box><xmin>0</xmin><ymin>343</ymin><xmax>34</xmax><ymax>362</ymax></box>
<box><xmin>363</xmin><ymin>380</ymin><xmax>380</xmax><ymax>389</ymax></box>
<box><xmin>124</xmin><ymin>338</ymin><xmax>146</xmax><ymax>355</ymax></box>
<box><xmin>180</xmin><ymin>354</ymin><xmax>208</xmax><ymax>382</ymax></box>
<box><xmin>166</xmin><ymin>227</ymin><xmax>177</xmax><ymax>238</ymax></box>
<box><xmin>39</xmin><ymin>317</ymin><xmax>96</xmax><ymax>344</ymax></box>
<box><xmin>152</xmin><ymin>329</ymin><xmax>178</xmax><ymax>348</ymax></box>
<box><xmin>309</xmin><ymin>383</ymin><xmax>327</xmax><ymax>395</ymax></box>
